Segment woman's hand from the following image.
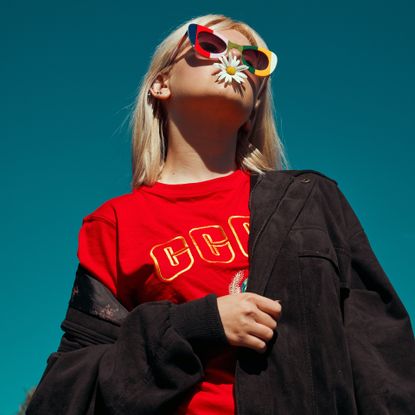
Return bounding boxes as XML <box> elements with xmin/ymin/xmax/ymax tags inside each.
<box><xmin>216</xmin><ymin>292</ymin><xmax>282</xmax><ymax>353</ymax></box>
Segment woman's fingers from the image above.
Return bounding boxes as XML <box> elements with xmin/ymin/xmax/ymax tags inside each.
<box><xmin>252</xmin><ymin>294</ymin><xmax>282</xmax><ymax>321</ymax></box>
<box><xmin>216</xmin><ymin>292</ymin><xmax>283</xmax><ymax>352</ymax></box>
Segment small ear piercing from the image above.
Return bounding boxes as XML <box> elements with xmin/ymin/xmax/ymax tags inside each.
<box><xmin>147</xmin><ymin>91</ymin><xmax>163</xmax><ymax>96</ymax></box>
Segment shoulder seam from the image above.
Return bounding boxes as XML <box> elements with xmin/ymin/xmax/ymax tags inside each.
<box><xmin>278</xmin><ymin>169</ymin><xmax>338</xmax><ymax>185</ymax></box>
<box><xmin>83</xmin><ymin>214</ymin><xmax>116</xmax><ymax>228</ymax></box>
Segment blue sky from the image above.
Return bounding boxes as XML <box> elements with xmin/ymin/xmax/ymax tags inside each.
<box><xmin>1</xmin><ymin>1</ymin><xmax>414</xmax><ymax>413</ymax></box>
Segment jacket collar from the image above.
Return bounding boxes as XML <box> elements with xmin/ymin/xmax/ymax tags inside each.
<box><xmin>247</xmin><ymin>170</ymin><xmax>317</xmax><ymax>296</ymax></box>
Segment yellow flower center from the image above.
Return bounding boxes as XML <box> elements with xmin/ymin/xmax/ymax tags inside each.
<box><xmin>226</xmin><ymin>66</ymin><xmax>237</xmax><ymax>75</ymax></box>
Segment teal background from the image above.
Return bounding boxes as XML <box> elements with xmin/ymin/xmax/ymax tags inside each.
<box><xmin>2</xmin><ymin>1</ymin><xmax>414</xmax><ymax>413</ymax></box>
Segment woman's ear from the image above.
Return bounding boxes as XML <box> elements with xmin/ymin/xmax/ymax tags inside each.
<box><xmin>149</xmin><ymin>73</ymin><xmax>171</xmax><ymax>100</ymax></box>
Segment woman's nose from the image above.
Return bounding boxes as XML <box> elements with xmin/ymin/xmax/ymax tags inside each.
<box><xmin>229</xmin><ymin>47</ymin><xmax>242</xmax><ymax>60</ymax></box>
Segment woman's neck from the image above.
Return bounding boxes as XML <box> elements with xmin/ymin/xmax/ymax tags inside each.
<box><xmin>159</xmin><ymin>111</ymin><xmax>241</xmax><ymax>184</ymax></box>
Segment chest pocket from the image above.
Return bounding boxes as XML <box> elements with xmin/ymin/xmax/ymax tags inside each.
<box><xmin>298</xmin><ymin>248</ymin><xmax>340</xmax><ymax>275</ymax></box>
<box><xmin>294</xmin><ymin>227</ymin><xmax>341</xmax><ymax>277</ymax></box>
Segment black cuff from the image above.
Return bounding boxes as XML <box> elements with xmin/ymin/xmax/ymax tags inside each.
<box><xmin>169</xmin><ymin>293</ymin><xmax>228</xmax><ymax>346</ymax></box>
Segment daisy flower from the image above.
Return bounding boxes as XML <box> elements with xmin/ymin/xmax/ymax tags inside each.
<box><xmin>212</xmin><ymin>52</ymin><xmax>250</xmax><ymax>85</ymax></box>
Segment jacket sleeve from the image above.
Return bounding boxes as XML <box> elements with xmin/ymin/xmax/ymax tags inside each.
<box><xmin>26</xmin><ymin>207</ymin><xmax>229</xmax><ymax>414</ymax></box>
<box><xmin>336</xmin><ymin>184</ymin><xmax>415</xmax><ymax>413</ymax></box>
<box><xmin>26</xmin><ymin>266</ymin><xmax>229</xmax><ymax>415</ymax></box>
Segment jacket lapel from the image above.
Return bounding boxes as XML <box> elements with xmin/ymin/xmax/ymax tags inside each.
<box><xmin>247</xmin><ymin>171</ymin><xmax>316</xmax><ymax>296</ymax></box>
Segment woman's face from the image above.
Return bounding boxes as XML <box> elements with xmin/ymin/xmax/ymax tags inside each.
<box><xmin>159</xmin><ymin>28</ymin><xmax>265</xmax><ymax>128</ymax></box>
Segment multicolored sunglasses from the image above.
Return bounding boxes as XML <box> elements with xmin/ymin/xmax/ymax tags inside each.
<box><xmin>187</xmin><ymin>23</ymin><xmax>278</xmax><ymax>77</ymax></box>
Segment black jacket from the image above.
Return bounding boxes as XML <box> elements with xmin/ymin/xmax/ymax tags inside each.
<box><xmin>26</xmin><ymin>169</ymin><xmax>415</xmax><ymax>414</ymax></box>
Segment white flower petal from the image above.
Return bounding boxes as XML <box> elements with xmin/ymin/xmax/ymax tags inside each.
<box><xmin>221</xmin><ymin>55</ymin><xmax>230</xmax><ymax>67</ymax></box>
<box><xmin>229</xmin><ymin>53</ymin><xmax>240</xmax><ymax>65</ymax></box>
<box><xmin>218</xmin><ymin>72</ymin><xmax>227</xmax><ymax>81</ymax></box>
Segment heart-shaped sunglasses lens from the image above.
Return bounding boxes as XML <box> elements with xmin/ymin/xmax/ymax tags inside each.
<box><xmin>242</xmin><ymin>49</ymin><xmax>269</xmax><ymax>71</ymax></box>
<box><xmin>197</xmin><ymin>31</ymin><xmax>227</xmax><ymax>54</ymax></box>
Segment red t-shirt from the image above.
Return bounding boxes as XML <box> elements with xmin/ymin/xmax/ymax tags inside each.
<box><xmin>77</xmin><ymin>168</ymin><xmax>251</xmax><ymax>414</ymax></box>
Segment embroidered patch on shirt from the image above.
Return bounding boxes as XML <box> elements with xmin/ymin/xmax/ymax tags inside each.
<box><xmin>229</xmin><ymin>269</ymin><xmax>248</xmax><ymax>294</ymax></box>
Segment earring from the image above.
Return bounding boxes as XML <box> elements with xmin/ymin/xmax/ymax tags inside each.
<box><xmin>147</xmin><ymin>90</ymin><xmax>164</xmax><ymax>97</ymax></box>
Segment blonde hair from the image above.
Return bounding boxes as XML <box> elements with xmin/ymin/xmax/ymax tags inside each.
<box><xmin>130</xmin><ymin>14</ymin><xmax>290</xmax><ymax>189</ymax></box>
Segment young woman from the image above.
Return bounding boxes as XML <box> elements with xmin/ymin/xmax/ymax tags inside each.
<box><xmin>27</xmin><ymin>13</ymin><xmax>415</xmax><ymax>415</ymax></box>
